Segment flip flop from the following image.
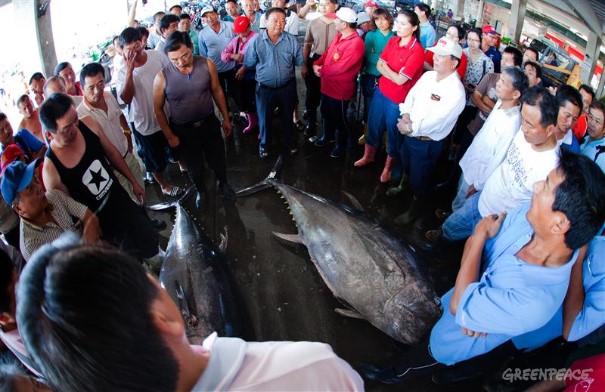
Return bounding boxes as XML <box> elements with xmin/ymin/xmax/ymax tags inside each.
<box><xmin>162</xmin><ymin>186</ymin><xmax>185</xmax><ymax>197</ymax></box>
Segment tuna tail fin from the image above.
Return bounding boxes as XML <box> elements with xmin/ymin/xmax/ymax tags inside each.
<box><xmin>236</xmin><ymin>156</ymin><xmax>283</xmax><ymax>197</ymax></box>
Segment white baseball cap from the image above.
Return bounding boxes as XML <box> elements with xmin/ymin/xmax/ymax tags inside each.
<box><xmin>356</xmin><ymin>12</ymin><xmax>371</xmax><ymax>25</ymax></box>
<box><xmin>427</xmin><ymin>37</ymin><xmax>463</xmax><ymax>59</ymax></box>
<box><xmin>200</xmin><ymin>6</ymin><xmax>215</xmax><ymax>16</ymax></box>
<box><xmin>335</xmin><ymin>7</ymin><xmax>357</xmax><ymax>24</ymax></box>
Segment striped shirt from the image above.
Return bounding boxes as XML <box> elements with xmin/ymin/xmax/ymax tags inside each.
<box><xmin>20</xmin><ymin>189</ymin><xmax>88</xmax><ymax>261</ymax></box>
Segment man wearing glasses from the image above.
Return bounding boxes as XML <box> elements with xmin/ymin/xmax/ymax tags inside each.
<box><xmin>582</xmin><ymin>101</ymin><xmax>605</xmax><ymax>173</ymax></box>
<box><xmin>153</xmin><ymin>31</ymin><xmax>236</xmax><ymax>209</ymax></box>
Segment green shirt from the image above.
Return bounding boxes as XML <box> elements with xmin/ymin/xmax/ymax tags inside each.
<box><xmin>364</xmin><ymin>30</ymin><xmax>394</xmax><ymax>76</ymax></box>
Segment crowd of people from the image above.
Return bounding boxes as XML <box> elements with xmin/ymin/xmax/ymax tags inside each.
<box><xmin>0</xmin><ymin>0</ymin><xmax>605</xmax><ymax>391</ymax></box>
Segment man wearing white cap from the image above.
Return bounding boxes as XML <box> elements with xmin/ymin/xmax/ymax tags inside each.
<box><xmin>392</xmin><ymin>36</ymin><xmax>465</xmax><ymax>225</ymax></box>
<box><xmin>198</xmin><ymin>6</ymin><xmax>235</xmax><ymax>96</ymax></box>
<box><xmin>312</xmin><ymin>7</ymin><xmax>364</xmax><ymax>157</ymax></box>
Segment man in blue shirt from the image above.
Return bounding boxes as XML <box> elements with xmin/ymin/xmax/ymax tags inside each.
<box><xmin>243</xmin><ymin>7</ymin><xmax>303</xmax><ymax>158</ymax></box>
<box><xmin>198</xmin><ymin>7</ymin><xmax>235</xmax><ymax>98</ymax></box>
<box><xmin>414</xmin><ymin>3</ymin><xmax>435</xmax><ymax>48</ymax></box>
<box><xmin>554</xmin><ymin>85</ymin><xmax>582</xmax><ymax>153</ymax></box>
<box><xmin>482</xmin><ymin>25</ymin><xmax>502</xmax><ymax>73</ymax></box>
<box><xmin>512</xmin><ymin>225</ymin><xmax>605</xmax><ymax>352</ymax></box>
<box><xmin>360</xmin><ymin>150</ymin><xmax>605</xmax><ymax>384</ymax></box>
<box><xmin>581</xmin><ymin>101</ymin><xmax>605</xmax><ymax>173</ymax></box>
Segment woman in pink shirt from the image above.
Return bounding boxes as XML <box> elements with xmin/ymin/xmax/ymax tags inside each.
<box><xmin>221</xmin><ymin>16</ymin><xmax>258</xmax><ymax>134</ymax></box>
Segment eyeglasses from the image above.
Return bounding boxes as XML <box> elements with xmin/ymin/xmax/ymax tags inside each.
<box><xmin>588</xmin><ymin>112</ymin><xmax>603</xmax><ymax>126</ymax></box>
<box><xmin>169</xmin><ymin>51</ymin><xmax>191</xmax><ymax>63</ymax></box>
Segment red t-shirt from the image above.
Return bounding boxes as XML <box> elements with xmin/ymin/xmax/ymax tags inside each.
<box><xmin>314</xmin><ymin>32</ymin><xmax>365</xmax><ymax>101</ymax></box>
<box><xmin>424</xmin><ymin>49</ymin><xmax>467</xmax><ymax>80</ymax></box>
<box><xmin>377</xmin><ymin>36</ymin><xmax>424</xmax><ymax>104</ymax></box>
<box><xmin>565</xmin><ymin>353</ymin><xmax>605</xmax><ymax>392</ymax></box>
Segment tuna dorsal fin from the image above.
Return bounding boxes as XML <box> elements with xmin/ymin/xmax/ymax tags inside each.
<box><xmin>335</xmin><ymin>308</ymin><xmax>365</xmax><ymax>319</ymax></box>
<box><xmin>272</xmin><ymin>232</ymin><xmax>304</xmax><ymax>246</ymax></box>
<box><xmin>342</xmin><ymin>191</ymin><xmax>365</xmax><ymax>212</ymax></box>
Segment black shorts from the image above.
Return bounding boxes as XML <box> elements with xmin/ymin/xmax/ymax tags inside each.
<box><xmin>130</xmin><ymin>126</ymin><xmax>178</xmax><ymax>173</ymax></box>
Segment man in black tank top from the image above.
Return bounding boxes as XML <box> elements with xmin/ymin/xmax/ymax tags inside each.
<box><xmin>153</xmin><ymin>31</ymin><xmax>236</xmax><ymax>209</ymax></box>
<box><xmin>38</xmin><ymin>93</ymin><xmax>163</xmax><ymax>269</ymax></box>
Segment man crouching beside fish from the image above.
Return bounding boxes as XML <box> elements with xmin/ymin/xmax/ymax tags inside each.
<box><xmin>360</xmin><ymin>150</ymin><xmax>605</xmax><ymax>384</ymax></box>
<box><xmin>15</xmin><ymin>235</ymin><xmax>364</xmax><ymax>392</ymax></box>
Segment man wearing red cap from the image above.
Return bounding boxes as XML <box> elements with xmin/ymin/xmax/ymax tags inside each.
<box><xmin>364</xmin><ymin>0</ymin><xmax>377</xmax><ymax>16</ymax></box>
<box><xmin>481</xmin><ymin>25</ymin><xmax>502</xmax><ymax>73</ymax></box>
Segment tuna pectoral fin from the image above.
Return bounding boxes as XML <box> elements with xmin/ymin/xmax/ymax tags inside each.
<box><xmin>272</xmin><ymin>232</ymin><xmax>304</xmax><ymax>245</ymax></box>
<box><xmin>335</xmin><ymin>308</ymin><xmax>365</xmax><ymax>319</ymax></box>
<box><xmin>342</xmin><ymin>191</ymin><xmax>365</xmax><ymax>212</ymax></box>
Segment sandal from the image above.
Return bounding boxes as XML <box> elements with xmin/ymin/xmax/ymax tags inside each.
<box><xmin>162</xmin><ymin>186</ymin><xmax>185</xmax><ymax>197</ymax></box>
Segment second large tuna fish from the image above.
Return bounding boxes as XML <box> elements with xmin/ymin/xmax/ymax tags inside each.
<box><xmin>238</xmin><ymin>159</ymin><xmax>442</xmax><ymax>345</ymax></box>
<box><xmin>160</xmin><ymin>204</ymin><xmax>241</xmax><ymax>344</ymax></box>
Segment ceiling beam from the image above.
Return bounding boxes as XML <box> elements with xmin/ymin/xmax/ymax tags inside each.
<box><xmin>562</xmin><ymin>0</ymin><xmax>602</xmax><ymax>37</ymax></box>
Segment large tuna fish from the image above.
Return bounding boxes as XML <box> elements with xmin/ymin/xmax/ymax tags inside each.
<box><xmin>238</xmin><ymin>158</ymin><xmax>442</xmax><ymax>344</ymax></box>
<box><xmin>160</xmin><ymin>203</ymin><xmax>240</xmax><ymax>344</ymax></box>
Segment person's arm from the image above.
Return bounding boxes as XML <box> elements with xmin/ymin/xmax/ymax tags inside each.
<box><xmin>221</xmin><ymin>37</ymin><xmax>238</xmax><ymax>64</ymax></box>
<box><xmin>82</xmin><ymin>208</ymin><xmax>102</xmax><ymax>244</ymax></box>
<box><xmin>81</xmin><ymin>116</ymin><xmax>144</xmax><ymax>203</ymax></box>
<box><xmin>317</xmin><ymin>39</ymin><xmax>364</xmax><ymax>77</ymax></box>
<box><xmin>376</xmin><ymin>58</ymin><xmax>409</xmax><ymax>85</ymax></box>
<box><xmin>152</xmin><ymin>71</ymin><xmax>179</xmax><ymax>148</ymax></box>
<box><xmin>207</xmin><ymin>59</ymin><xmax>232</xmax><ymax>137</ymax></box>
<box><xmin>198</xmin><ymin>32</ymin><xmax>208</xmax><ymax>57</ymax></box>
<box><xmin>562</xmin><ymin>246</ymin><xmax>587</xmax><ymax>340</ymax></box>
<box><xmin>450</xmin><ymin>212</ymin><xmax>507</xmax><ymax>315</ymax></box>
<box><xmin>17</xmin><ymin>129</ymin><xmax>45</xmax><ymax>157</ymax></box>
<box><xmin>42</xmin><ymin>157</ymin><xmax>69</xmax><ymax>195</ymax></box>
<box><xmin>377</xmin><ymin>41</ymin><xmax>423</xmax><ymax>86</ymax></box>
<box><xmin>58</xmin><ymin>189</ymin><xmax>102</xmax><ymax>242</ymax></box>
<box><xmin>298</xmin><ymin>0</ymin><xmax>315</xmax><ymax>19</ymax></box>
<box><xmin>127</xmin><ymin>0</ymin><xmax>138</xmax><ymax>27</ymax></box>
<box><xmin>293</xmin><ymin>38</ymin><xmax>304</xmax><ymax>67</ymax></box>
<box><xmin>301</xmin><ymin>24</ymin><xmax>313</xmax><ymax>78</ymax></box>
<box><xmin>312</xmin><ymin>49</ymin><xmax>327</xmax><ymax>75</ymax></box>
<box><xmin>119</xmin><ymin>113</ymin><xmax>133</xmax><ymax>153</ymax></box>
<box><xmin>119</xmin><ymin>51</ymin><xmax>137</xmax><ymax>104</ymax></box>
<box><xmin>471</xmin><ymin>90</ymin><xmax>493</xmax><ymax>113</ymax></box>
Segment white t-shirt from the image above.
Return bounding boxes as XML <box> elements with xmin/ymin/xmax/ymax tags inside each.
<box><xmin>77</xmin><ymin>92</ymin><xmax>128</xmax><ymax>157</ymax></box>
<box><xmin>115</xmin><ymin>50</ymin><xmax>169</xmax><ymax>136</ymax></box>
<box><xmin>479</xmin><ymin>130</ymin><xmax>560</xmax><ymax>216</ymax></box>
<box><xmin>459</xmin><ymin>100</ymin><xmax>521</xmax><ymax>191</ymax></box>
<box><xmin>191</xmin><ymin>333</ymin><xmax>364</xmax><ymax>391</ymax></box>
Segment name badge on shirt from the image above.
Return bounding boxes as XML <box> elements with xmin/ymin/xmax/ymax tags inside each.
<box><xmin>333</xmin><ymin>52</ymin><xmax>340</xmax><ymax>61</ymax></box>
